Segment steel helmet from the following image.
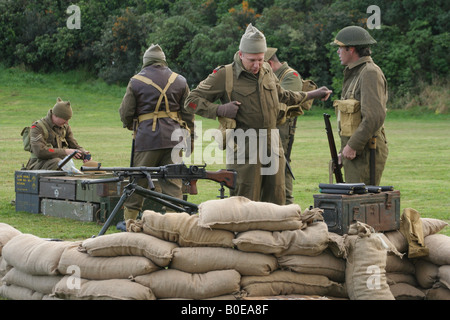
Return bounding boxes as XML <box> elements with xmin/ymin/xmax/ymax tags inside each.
<box><xmin>331</xmin><ymin>26</ymin><xmax>377</xmax><ymax>46</ymax></box>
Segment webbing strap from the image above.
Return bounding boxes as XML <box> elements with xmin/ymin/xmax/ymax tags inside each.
<box><xmin>224</xmin><ymin>64</ymin><xmax>233</xmax><ymax>101</ymax></box>
<box><xmin>278</xmin><ymin>67</ymin><xmax>296</xmax><ymax>82</ymax></box>
<box><xmin>132</xmin><ymin>72</ymin><xmax>179</xmax><ymax>131</ymax></box>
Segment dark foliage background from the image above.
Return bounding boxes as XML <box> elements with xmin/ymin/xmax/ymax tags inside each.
<box><xmin>1</xmin><ymin>0</ymin><xmax>448</xmax><ymax>106</ymax></box>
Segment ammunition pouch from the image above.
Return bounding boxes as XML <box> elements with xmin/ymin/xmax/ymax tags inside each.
<box><xmin>333</xmin><ymin>98</ymin><xmax>361</xmax><ymax>137</ymax></box>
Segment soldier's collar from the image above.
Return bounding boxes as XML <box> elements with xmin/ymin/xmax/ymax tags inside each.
<box><xmin>347</xmin><ymin>56</ymin><xmax>373</xmax><ymax>69</ymax></box>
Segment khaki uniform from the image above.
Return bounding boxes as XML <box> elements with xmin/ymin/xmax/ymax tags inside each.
<box><xmin>119</xmin><ymin>64</ymin><xmax>195</xmax><ymax>216</ymax></box>
<box><xmin>274</xmin><ymin>62</ymin><xmax>303</xmax><ymax>204</ymax></box>
<box><xmin>26</xmin><ymin>109</ymin><xmax>85</xmax><ymax>170</ymax></box>
<box><xmin>337</xmin><ymin>56</ymin><xmax>389</xmax><ymax>185</ymax></box>
<box><xmin>185</xmin><ymin>52</ymin><xmax>308</xmax><ymax>205</ymax></box>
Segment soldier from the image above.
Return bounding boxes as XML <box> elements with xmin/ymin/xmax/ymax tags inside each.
<box><xmin>265</xmin><ymin>47</ymin><xmax>309</xmax><ymax>205</ymax></box>
<box><xmin>25</xmin><ymin>98</ymin><xmax>91</xmax><ymax>170</ymax></box>
<box><xmin>331</xmin><ymin>26</ymin><xmax>389</xmax><ymax>185</ymax></box>
<box><xmin>185</xmin><ymin>24</ymin><xmax>331</xmax><ymax>205</ymax></box>
<box><xmin>119</xmin><ymin>44</ymin><xmax>195</xmax><ymax>222</ymax></box>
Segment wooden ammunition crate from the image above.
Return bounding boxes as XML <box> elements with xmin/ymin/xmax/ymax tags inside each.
<box><xmin>39</xmin><ymin>176</ymin><xmax>78</xmax><ymax>200</ymax></box>
<box><xmin>313</xmin><ymin>190</ymin><xmax>401</xmax><ymax>235</ymax></box>
<box><xmin>41</xmin><ymin>198</ymin><xmax>99</xmax><ymax>222</ymax></box>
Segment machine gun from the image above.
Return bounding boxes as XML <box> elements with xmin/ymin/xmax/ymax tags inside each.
<box><xmin>324</xmin><ymin>113</ymin><xmax>344</xmax><ymax>183</ymax></box>
<box><xmin>80</xmin><ymin>163</ymin><xmax>236</xmax><ymax>236</ymax></box>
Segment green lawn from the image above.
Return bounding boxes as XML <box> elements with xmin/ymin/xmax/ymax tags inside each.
<box><xmin>0</xmin><ymin>66</ymin><xmax>448</xmax><ymax>239</ymax></box>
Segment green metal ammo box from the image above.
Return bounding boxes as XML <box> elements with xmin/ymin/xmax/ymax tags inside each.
<box><xmin>313</xmin><ymin>190</ymin><xmax>401</xmax><ymax>235</ymax></box>
<box><xmin>14</xmin><ymin>170</ymin><xmax>66</xmax><ymax>213</ymax></box>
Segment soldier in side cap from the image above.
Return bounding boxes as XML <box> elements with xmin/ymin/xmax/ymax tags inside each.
<box><xmin>185</xmin><ymin>24</ymin><xmax>331</xmax><ymax>205</ymax></box>
<box><xmin>331</xmin><ymin>26</ymin><xmax>389</xmax><ymax>185</ymax></box>
<box><xmin>25</xmin><ymin>98</ymin><xmax>91</xmax><ymax>170</ymax></box>
<box><xmin>119</xmin><ymin>44</ymin><xmax>195</xmax><ymax>222</ymax></box>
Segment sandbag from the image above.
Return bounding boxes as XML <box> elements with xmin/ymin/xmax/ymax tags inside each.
<box><xmin>425</xmin><ymin>287</ymin><xmax>450</xmax><ymax>300</ymax></box>
<box><xmin>344</xmin><ymin>222</ymin><xmax>394</xmax><ymax>300</ymax></box>
<box><xmin>2</xmin><ymin>234</ymin><xmax>72</xmax><ymax>276</ymax></box>
<box><xmin>277</xmin><ymin>250</ymin><xmax>346</xmax><ymax>283</ymax></box>
<box><xmin>327</xmin><ymin>232</ymin><xmax>347</xmax><ymax>259</ymax></box>
<box><xmin>0</xmin><ymin>223</ymin><xmax>22</xmax><ymax>255</ymax></box>
<box><xmin>414</xmin><ymin>259</ymin><xmax>439</xmax><ymax>289</ymax></box>
<box><xmin>386</xmin><ymin>273</ymin><xmax>418</xmax><ymax>287</ymax></box>
<box><xmin>439</xmin><ymin>265</ymin><xmax>450</xmax><ymax>290</ymax></box>
<box><xmin>58</xmin><ymin>244</ymin><xmax>160</xmax><ymax>280</ymax></box>
<box><xmin>421</xmin><ymin>218</ymin><xmax>449</xmax><ymax>236</ymax></box>
<box><xmin>0</xmin><ymin>283</ymin><xmax>45</xmax><ymax>300</ymax></box>
<box><xmin>53</xmin><ymin>276</ymin><xmax>156</xmax><ymax>300</ymax></box>
<box><xmin>424</xmin><ymin>234</ymin><xmax>450</xmax><ymax>266</ymax></box>
<box><xmin>384</xmin><ymin>218</ymin><xmax>448</xmax><ymax>254</ymax></box>
<box><xmin>170</xmin><ymin>247</ymin><xmax>278</xmax><ymax>276</ymax></box>
<box><xmin>198</xmin><ymin>196</ymin><xmax>302</xmax><ymax>232</ymax></box>
<box><xmin>2</xmin><ymin>268</ymin><xmax>63</xmax><ymax>294</ymax></box>
<box><xmin>80</xmin><ymin>232</ymin><xmax>178</xmax><ymax>267</ymax></box>
<box><xmin>128</xmin><ymin>211</ymin><xmax>235</xmax><ymax>248</ymax></box>
<box><xmin>133</xmin><ymin>269</ymin><xmax>241</xmax><ymax>300</ymax></box>
<box><xmin>233</xmin><ymin>221</ymin><xmax>329</xmax><ymax>256</ymax></box>
<box><xmin>0</xmin><ymin>256</ymin><xmax>12</xmax><ymax>278</ymax></box>
<box><xmin>386</xmin><ymin>254</ymin><xmax>415</xmax><ymax>274</ymax></box>
<box><xmin>389</xmin><ymin>283</ymin><xmax>425</xmax><ymax>300</ymax></box>
<box><xmin>240</xmin><ymin>270</ymin><xmax>347</xmax><ymax>298</ymax></box>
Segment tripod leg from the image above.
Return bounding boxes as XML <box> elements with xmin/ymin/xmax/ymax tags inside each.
<box><xmin>97</xmin><ymin>188</ymin><xmax>132</xmax><ymax>237</ymax></box>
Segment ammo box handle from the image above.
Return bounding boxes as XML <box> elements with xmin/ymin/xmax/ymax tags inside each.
<box><xmin>385</xmin><ymin>192</ymin><xmax>392</xmax><ymax>209</ymax></box>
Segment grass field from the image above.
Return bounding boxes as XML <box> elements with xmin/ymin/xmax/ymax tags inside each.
<box><xmin>0</xmin><ymin>66</ymin><xmax>448</xmax><ymax>239</ymax></box>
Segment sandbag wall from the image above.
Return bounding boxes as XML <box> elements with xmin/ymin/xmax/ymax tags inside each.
<box><xmin>0</xmin><ymin>196</ymin><xmax>449</xmax><ymax>300</ymax></box>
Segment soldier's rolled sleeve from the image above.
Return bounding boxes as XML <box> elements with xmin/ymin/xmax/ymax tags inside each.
<box><xmin>348</xmin><ymin>68</ymin><xmax>386</xmax><ymax>151</ymax></box>
<box><xmin>277</xmin><ymin>83</ymin><xmax>308</xmax><ymax>107</ymax></box>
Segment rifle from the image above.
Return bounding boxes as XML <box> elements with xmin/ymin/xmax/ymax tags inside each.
<box><xmin>80</xmin><ymin>163</ymin><xmax>237</xmax><ymax>236</ymax></box>
<box><xmin>369</xmin><ymin>136</ymin><xmax>377</xmax><ymax>185</ymax></box>
<box><xmin>57</xmin><ymin>150</ymin><xmax>79</xmax><ymax>170</ymax></box>
<box><xmin>323</xmin><ymin>113</ymin><xmax>344</xmax><ymax>183</ymax></box>
<box><xmin>284</xmin><ymin>117</ymin><xmax>297</xmax><ymax>180</ymax></box>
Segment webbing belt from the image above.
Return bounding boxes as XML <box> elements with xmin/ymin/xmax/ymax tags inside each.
<box><xmin>138</xmin><ymin>111</ymin><xmax>179</xmax><ymax>123</ymax></box>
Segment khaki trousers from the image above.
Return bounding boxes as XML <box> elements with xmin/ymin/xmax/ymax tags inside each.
<box><xmin>227</xmin><ymin>144</ymin><xmax>286</xmax><ymax>205</ymax></box>
<box><xmin>341</xmin><ymin>129</ymin><xmax>389</xmax><ymax>186</ymax></box>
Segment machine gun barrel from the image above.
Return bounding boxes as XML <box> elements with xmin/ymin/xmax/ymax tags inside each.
<box><xmin>80</xmin><ymin>163</ymin><xmax>236</xmax><ymax>194</ymax></box>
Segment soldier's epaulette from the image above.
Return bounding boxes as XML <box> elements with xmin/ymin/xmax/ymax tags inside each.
<box><xmin>212</xmin><ymin>65</ymin><xmax>225</xmax><ymax>74</ymax></box>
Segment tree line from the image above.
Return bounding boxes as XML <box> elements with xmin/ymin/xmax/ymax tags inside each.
<box><xmin>0</xmin><ymin>0</ymin><xmax>448</xmax><ymax>106</ymax></box>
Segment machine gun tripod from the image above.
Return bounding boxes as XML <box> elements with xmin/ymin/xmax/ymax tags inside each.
<box><xmin>80</xmin><ymin>163</ymin><xmax>236</xmax><ymax>236</ymax></box>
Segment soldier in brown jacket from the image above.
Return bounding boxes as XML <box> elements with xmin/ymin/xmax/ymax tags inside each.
<box><xmin>265</xmin><ymin>47</ymin><xmax>304</xmax><ymax>205</ymax></box>
<box><xmin>331</xmin><ymin>26</ymin><xmax>389</xmax><ymax>186</ymax></box>
<box><xmin>119</xmin><ymin>44</ymin><xmax>195</xmax><ymax>221</ymax></box>
<box><xmin>26</xmin><ymin>98</ymin><xmax>91</xmax><ymax>170</ymax></box>
<box><xmin>185</xmin><ymin>24</ymin><xmax>331</xmax><ymax>205</ymax></box>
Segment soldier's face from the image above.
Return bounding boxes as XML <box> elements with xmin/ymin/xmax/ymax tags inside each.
<box><xmin>239</xmin><ymin>51</ymin><xmax>265</xmax><ymax>74</ymax></box>
<box><xmin>337</xmin><ymin>46</ymin><xmax>353</xmax><ymax>65</ymax></box>
<box><xmin>52</xmin><ymin>114</ymin><xmax>69</xmax><ymax>127</ymax></box>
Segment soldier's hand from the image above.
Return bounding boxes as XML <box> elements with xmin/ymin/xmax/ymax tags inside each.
<box><xmin>306</xmin><ymin>86</ymin><xmax>332</xmax><ymax>101</ymax></box>
<box><xmin>216</xmin><ymin>101</ymin><xmax>241</xmax><ymax>119</ymax></box>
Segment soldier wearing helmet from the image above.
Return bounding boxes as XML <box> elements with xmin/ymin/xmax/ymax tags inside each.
<box><xmin>331</xmin><ymin>26</ymin><xmax>389</xmax><ymax>186</ymax></box>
